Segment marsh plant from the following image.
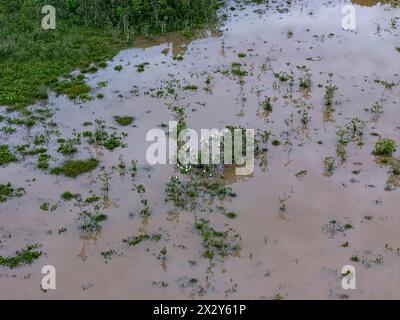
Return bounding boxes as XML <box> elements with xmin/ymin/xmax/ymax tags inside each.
<box><xmin>323</xmin><ymin>156</ymin><xmax>335</xmax><ymax>177</ymax></box>
<box><xmin>374</xmin><ymin>138</ymin><xmax>396</xmax><ymax>157</ymax></box>
<box><xmin>336</xmin><ymin>118</ymin><xmax>366</xmax><ymax>162</ymax></box>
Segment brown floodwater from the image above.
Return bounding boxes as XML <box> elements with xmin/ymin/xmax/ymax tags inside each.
<box><xmin>0</xmin><ymin>1</ymin><xmax>399</xmax><ymax>299</ymax></box>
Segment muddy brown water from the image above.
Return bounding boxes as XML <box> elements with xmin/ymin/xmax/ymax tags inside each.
<box><xmin>1</xmin><ymin>1</ymin><xmax>399</xmax><ymax>299</ymax></box>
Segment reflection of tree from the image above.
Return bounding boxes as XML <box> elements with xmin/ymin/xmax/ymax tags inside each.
<box><xmin>134</xmin><ymin>29</ymin><xmax>221</xmax><ymax>56</ymax></box>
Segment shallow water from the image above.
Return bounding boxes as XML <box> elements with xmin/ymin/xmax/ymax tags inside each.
<box><xmin>0</xmin><ymin>1</ymin><xmax>399</xmax><ymax>299</ymax></box>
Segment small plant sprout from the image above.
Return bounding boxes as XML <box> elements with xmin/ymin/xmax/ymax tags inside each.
<box><xmin>323</xmin><ymin>157</ymin><xmax>335</xmax><ymax>176</ymax></box>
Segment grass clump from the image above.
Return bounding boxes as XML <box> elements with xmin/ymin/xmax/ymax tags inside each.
<box><xmin>374</xmin><ymin>138</ymin><xmax>396</xmax><ymax>156</ymax></box>
<box><xmin>79</xmin><ymin>212</ymin><xmax>108</xmax><ymax>232</ymax></box>
<box><xmin>0</xmin><ymin>244</ymin><xmax>42</xmax><ymax>269</ymax></box>
<box><xmin>135</xmin><ymin>63</ymin><xmax>149</xmax><ymax>72</ymax></box>
<box><xmin>114</xmin><ymin>116</ymin><xmax>134</xmax><ymax>126</ymax></box>
<box><xmin>37</xmin><ymin>153</ymin><xmax>50</xmax><ymax>169</ymax></box>
<box><xmin>389</xmin><ymin>157</ymin><xmax>400</xmax><ymax>175</ymax></box>
<box><xmin>324</xmin><ymin>84</ymin><xmax>337</xmax><ymax>107</ymax></box>
<box><xmin>123</xmin><ymin>233</ymin><xmax>162</xmax><ymax>246</ymax></box>
<box><xmin>0</xmin><ymin>145</ymin><xmax>17</xmax><ymax>166</ymax></box>
<box><xmin>61</xmin><ymin>191</ymin><xmax>80</xmax><ymax>201</ymax></box>
<box><xmin>195</xmin><ymin>219</ymin><xmax>241</xmax><ymax>259</ymax></box>
<box><xmin>261</xmin><ymin>97</ymin><xmax>273</xmax><ymax>113</ymax></box>
<box><xmin>182</xmin><ymin>85</ymin><xmax>198</xmax><ymax>91</ymax></box>
<box><xmin>53</xmin><ymin>76</ymin><xmax>91</xmax><ymax>101</ymax></box>
<box><xmin>323</xmin><ymin>157</ymin><xmax>335</xmax><ymax>176</ymax></box>
<box><xmin>51</xmin><ymin>158</ymin><xmax>99</xmax><ymax>177</ymax></box>
<box><xmin>0</xmin><ymin>183</ymin><xmax>14</xmax><ymax>203</ymax></box>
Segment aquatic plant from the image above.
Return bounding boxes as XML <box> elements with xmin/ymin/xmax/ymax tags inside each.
<box><xmin>374</xmin><ymin>138</ymin><xmax>396</xmax><ymax>156</ymax></box>
<box><xmin>123</xmin><ymin>233</ymin><xmax>162</xmax><ymax>246</ymax></box>
<box><xmin>0</xmin><ymin>244</ymin><xmax>42</xmax><ymax>269</ymax></box>
<box><xmin>114</xmin><ymin>116</ymin><xmax>134</xmax><ymax>126</ymax></box>
<box><xmin>0</xmin><ymin>145</ymin><xmax>17</xmax><ymax>166</ymax></box>
<box><xmin>51</xmin><ymin>158</ymin><xmax>99</xmax><ymax>177</ymax></box>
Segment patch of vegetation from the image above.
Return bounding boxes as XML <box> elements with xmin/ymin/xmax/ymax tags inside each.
<box><xmin>389</xmin><ymin>157</ymin><xmax>400</xmax><ymax>175</ymax></box>
<box><xmin>300</xmin><ymin>78</ymin><xmax>312</xmax><ymax>89</ymax></box>
<box><xmin>40</xmin><ymin>202</ymin><xmax>53</xmax><ymax>211</ymax></box>
<box><xmin>51</xmin><ymin>158</ymin><xmax>99</xmax><ymax>178</ymax></box>
<box><xmin>0</xmin><ymin>244</ymin><xmax>42</xmax><ymax>269</ymax></box>
<box><xmin>271</xmin><ymin>139</ymin><xmax>280</xmax><ymax>146</ymax></box>
<box><xmin>84</xmin><ymin>119</ymin><xmax>125</xmax><ymax>150</ymax></box>
<box><xmin>135</xmin><ymin>62</ymin><xmax>149</xmax><ymax>72</ymax></box>
<box><xmin>0</xmin><ymin>145</ymin><xmax>17</xmax><ymax>166</ymax></box>
<box><xmin>79</xmin><ymin>211</ymin><xmax>108</xmax><ymax>232</ymax></box>
<box><xmin>1</xmin><ymin>126</ymin><xmax>16</xmax><ymax>134</ymax></box>
<box><xmin>323</xmin><ymin>156</ymin><xmax>335</xmax><ymax>176</ymax></box>
<box><xmin>61</xmin><ymin>191</ymin><xmax>80</xmax><ymax>201</ymax></box>
<box><xmin>194</xmin><ymin>219</ymin><xmax>240</xmax><ymax>259</ymax></box>
<box><xmin>182</xmin><ymin>85</ymin><xmax>198</xmax><ymax>91</ymax></box>
<box><xmin>231</xmin><ymin>66</ymin><xmax>248</xmax><ymax>77</ymax></box>
<box><xmin>0</xmin><ymin>183</ymin><xmax>25</xmax><ymax>203</ymax></box>
<box><xmin>261</xmin><ymin>97</ymin><xmax>273</xmax><ymax>113</ymax></box>
<box><xmin>101</xmin><ymin>249</ymin><xmax>117</xmax><ymax>263</ymax></box>
<box><xmin>165</xmin><ymin>175</ymin><xmax>236</xmax><ymax>210</ymax></box>
<box><xmin>324</xmin><ymin>83</ymin><xmax>337</xmax><ymax>107</ymax></box>
<box><xmin>274</xmin><ymin>72</ymin><xmax>292</xmax><ymax>82</ymax></box>
<box><xmin>85</xmin><ymin>195</ymin><xmax>101</xmax><ymax>204</ymax></box>
<box><xmin>295</xmin><ymin>169</ymin><xmax>308</xmax><ymax>178</ymax></box>
<box><xmin>37</xmin><ymin>153</ymin><xmax>50</xmax><ymax>169</ymax></box>
<box><xmin>323</xmin><ymin>219</ymin><xmax>353</xmax><ymax>238</ymax></box>
<box><xmin>374</xmin><ymin>138</ymin><xmax>396</xmax><ymax>156</ymax></box>
<box><xmin>123</xmin><ymin>233</ymin><xmax>162</xmax><ymax>246</ymax></box>
<box><xmin>114</xmin><ymin>116</ymin><xmax>134</xmax><ymax>126</ymax></box>
<box><xmin>0</xmin><ymin>183</ymin><xmax>14</xmax><ymax>203</ymax></box>
<box><xmin>52</xmin><ymin>76</ymin><xmax>91</xmax><ymax>101</ymax></box>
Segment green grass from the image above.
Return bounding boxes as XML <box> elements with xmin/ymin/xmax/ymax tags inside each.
<box><xmin>51</xmin><ymin>158</ymin><xmax>99</xmax><ymax>177</ymax></box>
<box><xmin>0</xmin><ymin>145</ymin><xmax>17</xmax><ymax>166</ymax></box>
<box><xmin>0</xmin><ymin>244</ymin><xmax>42</xmax><ymax>269</ymax></box>
<box><xmin>114</xmin><ymin>116</ymin><xmax>134</xmax><ymax>126</ymax></box>
<box><xmin>0</xmin><ymin>0</ymin><xmax>221</xmax><ymax>111</ymax></box>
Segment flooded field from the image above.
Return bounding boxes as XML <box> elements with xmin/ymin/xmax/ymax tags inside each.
<box><xmin>1</xmin><ymin>0</ymin><xmax>399</xmax><ymax>299</ymax></box>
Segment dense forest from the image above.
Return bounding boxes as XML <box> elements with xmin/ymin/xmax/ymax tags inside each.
<box><xmin>0</xmin><ymin>0</ymin><xmax>222</xmax><ymax>109</ymax></box>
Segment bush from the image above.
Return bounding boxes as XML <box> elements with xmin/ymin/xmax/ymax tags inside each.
<box><xmin>374</xmin><ymin>138</ymin><xmax>396</xmax><ymax>156</ymax></box>
<box><xmin>51</xmin><ymin>158</ymin><xmax>99</xmax><ymax>177</ymax></box>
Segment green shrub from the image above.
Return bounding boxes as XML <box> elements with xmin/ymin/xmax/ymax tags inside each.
<box><xmin>374</xmin><ymin>138</ymin><xmax>396</xmax><ymax>156</ymax></box>
<box><xmin>51</xmin><ymin>158</ymin><xmax>99</xmax><ymax>177</ymax></box>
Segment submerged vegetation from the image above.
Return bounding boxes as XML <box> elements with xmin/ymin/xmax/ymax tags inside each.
<box><xmin>0</xmin><ymin>145</ymin><xmax>17</xmax><ymax>166</ymax></box>
<box><xmin>51</xmin><ymin>158</ymin><xmax>99</xmax><ymax>177</ymax></box>
<box><xmin>0</xmin><ymin>183</ymin><xmax>25</xmax><ymax>203</ymax></box>
<box><xmin>0</xmin><ymin>244</ymin><xmax>42</xmax><ymax>269</ymax></box>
